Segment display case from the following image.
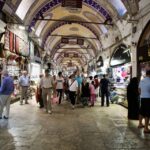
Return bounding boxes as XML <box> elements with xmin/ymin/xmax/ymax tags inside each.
<box><xmin>113</xmin><ymin>83</ymin><xmax>128</xmax><ymax>107</ymax></box>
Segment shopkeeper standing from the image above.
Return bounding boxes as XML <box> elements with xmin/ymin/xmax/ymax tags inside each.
<box><xmin>19</xmin><ymin>71</ymin><xmax>30</xmax><ymax>105</ymax></box>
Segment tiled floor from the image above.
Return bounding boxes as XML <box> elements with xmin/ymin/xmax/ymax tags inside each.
<box><xmin>0</xmin><ymin>98</ymin><xmax>150</xmax><ymax>150</ymax></box>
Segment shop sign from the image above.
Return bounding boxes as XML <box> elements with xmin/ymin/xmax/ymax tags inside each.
<box><xmin>62</xmin><ymin>0</ymin><xmax>82</xmax><ymax>8</ymax></box>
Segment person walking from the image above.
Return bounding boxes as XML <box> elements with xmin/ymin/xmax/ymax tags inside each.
<box><xmin>19</xmin><ymin>71</ymin><xmax>30</xmax><ymax>105</ymax></box>
<box><xmin>40</xmin><ymin>69</ymin><xmax>53</xmax><ymax>114</ymax></box>
<box><xmin>0</xmin><ymin>70</ymin><xmax>14</xmax><ymax>119</ymax></box>
<box><xmin>100</xmin><ymin>74</ymin><xmax>110</xmax><ymax>107</ymax></box>
<box><xmin>56</xmin><ymin>72</ymin><xmax>64</xmax><ymax>104</ymax></box>
<box><xmin>94</xmin><ymin>75</ymin><xmax>99</xmax><ymax>97</ymax></box>
<box><xmin>139</xmin><ymin>70</ymin><xmax>150</xmax><ymax>133</ymax></box>
<box><xmin>69</xmin><ymin>76</ymin><xmax>78</xmax><ymax>109</ymax></box>
<box><xmin>89</xmin><ymin>81</ymin><xmax>96</xmax><ymax>107</ymax></box>
<box><xmin>75</xmin><ymin>71</ymin><xmax>83</xmax><ymax>104</ymax></box>
<box><xmin>36</xmin><ymin>74</ymin><xmax>44</xmax><ymax>108</ymax></box>
<box><xmin>81</xmin><ymin>79</ymin><xmax>90</xmax><ymax>107</ymax></box>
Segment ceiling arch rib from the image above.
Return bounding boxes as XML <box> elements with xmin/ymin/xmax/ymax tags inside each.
<box><xmin>42</xmin><ymin>20</ymin><xmax>102</xmax><ymax>52</ymax></box>
<box><xmin>42</xmin><ymin>20</ymin><xmax>99</xmax><ymax>47</ymax></box>
<box><xmin>54</xmin><ymin>49</ymin><xmax>88</xmax><ymax>63</ymax></box>
<box><xmin>53</xmin><ymin>44</ymin><xmax>91</xmax><ymax>61</ymax></box>
<box><xmin>33</xmin><ymin>5</ymin><xmax>108</xmax><ymax>38</ymax></box>
<box><xmin>49</xmin><ymin>35</ymin><xmax>97</xmax><ymax>59</ymax></box>
<box><xmin>27</xmin><ymin>0</ymin><xmax>112</xmax><ymax>32</ymax></box>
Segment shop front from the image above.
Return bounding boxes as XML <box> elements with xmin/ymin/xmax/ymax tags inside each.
<box><xmin>110</xmin><ymin>44</ymin><xmax>131</xmax><ymax>107</ymax></box>
<box><xmin>4</xmin><ymin>28</ymin><xmax>29</xmax><ymax>100</ymax></box>
<box><xmin>137</xmin><ymin>20</ymin><xmax>150</xmax><ymax>80</ymax></box>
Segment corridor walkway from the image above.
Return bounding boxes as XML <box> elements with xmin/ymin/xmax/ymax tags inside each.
<box><xmin>0</xmin><ymin>99</ymin><xmax>150</xmax><ymax>150</ymax></box>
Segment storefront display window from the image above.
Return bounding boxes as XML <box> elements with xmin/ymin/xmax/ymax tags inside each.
<box><xmin>112</xmin><ymin>64</ymin><xmax>131</xmax><ymax>85</ymax></box>
<box><xmin>30</xmin><ymin>63</ymin><xmax>41</xmax><ymax>84</ymax></box>
<box><xmin>7</xmin><ymin>60</ymin><xmax>20</xmax><ymax>77</ymax></box>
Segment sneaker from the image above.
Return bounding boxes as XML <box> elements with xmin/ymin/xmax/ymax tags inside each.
<box><xmin>48</xmin><ymin>110</ymin><xmax>52</xmax><ymax>114</ymax></box>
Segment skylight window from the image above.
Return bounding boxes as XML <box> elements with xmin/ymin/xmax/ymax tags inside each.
<box><xmin>15</xmin><ymin>0</ymin><xmax>35</xmax><ymax>20</ymax></box>
<box><xmin>108</xmin><ymin>0</ymin><xmax>127</xmax><ymax>16</ymax></box>
<box><xmin>100</xmin><ymin>25</ymin><xmax>108</xmax><ymax>34</ymax></box>
<box><xmin>35</xmin><ymin>16</ymin><xmax>51</xmax><ymax>37</ymax></box>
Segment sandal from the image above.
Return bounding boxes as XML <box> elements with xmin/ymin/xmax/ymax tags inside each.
<box><xmin>144</xmin><ymin>130</ymin><xmax>150</xmax><ymax>134</ymax></box>
<box><xmin>138</xmin><ymin>125</ymin><xmax>145</xmax><ymax>128</ymax></box>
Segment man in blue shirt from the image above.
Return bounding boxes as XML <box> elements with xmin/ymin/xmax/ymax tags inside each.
<box><xmin>75</xmin><ymin>72</ymin><xmax>83</xmax><ymax>103</ymax></box>
<box><xmin>0</xmin><ymin>70</ymin><xmax>14</xmax><ymax>119</ymax></box>
<box><xmin>139</xmin><ymin>70</ymin><xmax>150</xmax><ymax>133</ymax></box>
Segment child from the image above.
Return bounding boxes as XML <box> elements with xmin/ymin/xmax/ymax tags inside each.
<box><xmin>81</xmin><ymin>79</ymin><xmax>90</xmax><ymax>106</ymax></box>
<box><xmin>89</xmin><ymin>81</ymin><xmax>96</xmax><ymax>106</ymax></box>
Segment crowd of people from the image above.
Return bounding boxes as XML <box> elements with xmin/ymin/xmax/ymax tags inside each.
<box><xmin>0</xmin><ymin>68</ymin><xmax>150</xmax><ymax>134</ymax></box>
<box><xmin>35</xmin><ymin>69</ymin><xmax>111</xmax><ymax>112</ymax></box>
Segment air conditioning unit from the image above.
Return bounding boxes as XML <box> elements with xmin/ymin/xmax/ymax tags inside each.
<box><xmin>132</xmin><ymin>26</ymin><xmax>137</xmax><ymax>34</ymax></box>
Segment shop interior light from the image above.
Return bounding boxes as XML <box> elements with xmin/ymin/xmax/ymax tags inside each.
<box><xmin>31</xmin><ymin>27</ymin><xmax>35</xmax><ymax>32</ymax></box>
<box><xmin>19</xmin><ymin>25</ymin><xmax>25</xmax><ymax>30</ymax></box>
<box><xmin>123</xmin><ymin>49</ymin><xmax>130</xmax><ymax>53</ymax></box>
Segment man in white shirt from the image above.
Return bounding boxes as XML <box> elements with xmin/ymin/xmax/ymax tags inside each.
<box><xmin>19</xmin><ymin>71</ymin><xmax>30</xmax><ymax>105</ymax></box>
<box><xmin>69</xmin><ymin>76</ymin><xmax>78</xmax><ymax>109</ymax></box>
<box><xmin>56</xmin><ymin>72</ymin><xmax>64</xmax><ymax>104</ymax></box>
<box><xmin>40</xmin><ymin>69</ymin><xmax>53</xmax><ymax>114</ymax></box>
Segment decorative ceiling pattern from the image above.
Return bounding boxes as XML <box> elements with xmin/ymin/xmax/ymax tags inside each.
<box><xmin>4</xmin><ymin>0</ymin><xmax>138</xmax><ymax>66</ymax></box>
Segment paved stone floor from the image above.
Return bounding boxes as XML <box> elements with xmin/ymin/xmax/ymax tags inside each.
<box><xmin>0</xmin><ymin>98</ymin><xmax>150</xmax><ymax>150</ymax></box>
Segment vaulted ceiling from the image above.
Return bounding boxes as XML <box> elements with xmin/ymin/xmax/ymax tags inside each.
<box><xmin>3</xmin><ymin>0</ymin><xmax>139</xmax><ymax>67</ymax></box>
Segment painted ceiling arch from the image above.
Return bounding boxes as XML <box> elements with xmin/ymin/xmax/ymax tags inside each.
<box><xmin>50</xmin><ymin>36</ymin><xmax>96</xmax><ymax>59</ymax></box>
<box><xmin>42</xmin><ymin>17</ymin><xmax>102</xmax><ymax>51</ymax></box>
<box><xmin>38</xmin><ymin>13</ymin><xmax>102</xmax><ymax>39</ymax></box>
<box><xmin>4</xmin><ymin>0</ymin><xmax>129</xmax><ymax>66</ymax></box>
<box><xmin>25</xmin><ymin>0</ymin><xmax>113</xmax><ymax>31</ymax></box>
<box><xmin>54</xmin><ymin>49</ymin><xmax>88</xmax><ymax>63</ymax></box>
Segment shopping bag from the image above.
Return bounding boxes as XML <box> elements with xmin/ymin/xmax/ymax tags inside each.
<box><xmin>52</xmin><ymin>96</ymin><xmax>59</xmax><ymax>104</ymax></box>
